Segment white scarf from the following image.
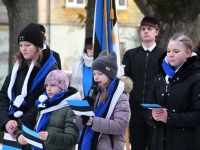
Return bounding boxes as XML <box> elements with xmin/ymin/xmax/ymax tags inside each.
<box><xmin>70</xmin><ymin>53</ymin><xmax>93</xmax><ymax>98</ymax></box>
<box><xmin>7</xmin><ymin>60</ymin><xmax>35</xmax><ymax>117</ymax></box>
<box><xmin>98</xmin><ymin>80</ymin><xmax>124</xmax><ymax>140</ymax></box>
<box><xmin>36</xmin><ymin>91</ymin><xmax>81</xmax><ymax>130</ymax></box>
<box><xmin>82</xmin><ymin>53</ymin><xmax>93</xmax><ymax>67</ymax></box>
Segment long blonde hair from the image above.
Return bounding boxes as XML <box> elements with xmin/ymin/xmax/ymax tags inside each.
<box><xmin>14</xmin><ymin>46</ymin><xmax>43</xmax><ymax>69</ymax></box>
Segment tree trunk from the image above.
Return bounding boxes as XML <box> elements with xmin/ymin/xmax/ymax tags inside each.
<box><xmin>2</xmin><ymin>0</ymin><xmax>38</xmax><ymax>73</ymax></box>
<box><xmin>159</xmin><ymin>19</ymin><xmax>200</xmax><ymax>48</ymax></box>
<box><xmin>85</xmin><ymin>0</ymin><xmax>95</xmax><ymax>37</ymax></box>
<box><xmin>134</xmin><ymin>0</ymin><xmax>200</xmax><ymax>48</ymax></box>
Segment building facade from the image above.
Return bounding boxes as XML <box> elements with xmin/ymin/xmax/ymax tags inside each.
<box><xmin>0</xmin><ymin>0</ymin><xmax>143</xmax><ymax>86</ymax></box>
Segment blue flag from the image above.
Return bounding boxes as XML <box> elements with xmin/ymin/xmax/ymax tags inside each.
<box><xmin>67</xmin><ymin>100</ymin><xmax>95</xmax><ymax>116</ymax></box>
<box><xmin>93</xmin><ymin>0</ymin><xmax>121</xmax><ymax>76</ymax></box>
<box><xmin>22</xmin><ymin>125</ymin><xmax>43</xmax><ymax>149</ymax></box>
<box><xmin>2</xmin><ymin>133</ymin><xmax>22</xmax><ymax>150</ymax></box>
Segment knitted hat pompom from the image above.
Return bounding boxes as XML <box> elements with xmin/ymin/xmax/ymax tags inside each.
<box><xmin>39</xmin><ymin>95</ymin><xmax>48</xmax><ymax>103</ymax></box>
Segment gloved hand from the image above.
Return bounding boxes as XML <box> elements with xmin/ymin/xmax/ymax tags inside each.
<box><xmin>117</xmin><ymin>65</ymin><xmax>125</xmax><ymax>77</ymax></box>
<box><xmin>81</xmin><ymin>115</ymin><xmax>93</xmax><ymax>126</ymax></box>
<box><xmin>83</xmin><ymin>96</ymin><xmax>95</xmax><ymax>106</ymax></box>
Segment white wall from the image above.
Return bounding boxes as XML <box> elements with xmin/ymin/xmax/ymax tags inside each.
<box><xmin>0</xmin><ymin>24</ymin><xmax>141</xmax><ymax>86</ymax></box>
<box><xmin>44</xmin><ymin>24</ymin><xmax>141</xmax><ymax>73</ymax></box>
<box><xmin>44</xmin><ymin>24</ymin><xmax>85</xmax><ymax>74</ymax></box>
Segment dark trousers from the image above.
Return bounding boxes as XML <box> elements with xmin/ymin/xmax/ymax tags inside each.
<box><xmin>129</xmin><ymin>107</ymin><xmax>153</xmax><ymax>150</ymax></box>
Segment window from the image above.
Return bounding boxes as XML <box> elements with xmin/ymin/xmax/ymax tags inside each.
<box><xmin>116</xmin><ymin>0</ymin><xmax>127</xmax><ymax>10</ymax></box>
<box><xmin>66</xmin><ymin>0</ymin><xmax>86</xmax><ymax>8</ymax></box>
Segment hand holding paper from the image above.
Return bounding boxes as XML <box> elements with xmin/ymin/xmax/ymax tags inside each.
<box><xmin>152</xmin><ymin>108</ymin><xmax>168</xmax><ymax>123</ymax></box>
<box><xmin>81</xmin><ymin>115</ymin><xmax>93</xmax><ymax>126</ymax></box>
<box><xmin>22</xmin><ymin>125</ymin><xmax>43</xmax><ymax>149</ymax></box>
<box><xmin>38</xmin><ymin>131</ymin><xmax>49</xmax><ymax>141</ymax></box>
<box><xmin>141</xmin><ymin>103</ymin><xmax>167</xmax><ymax>110</ymax></box>
<box><xmin>18</xmin><ymin>134</ymin><xmax>28</xmax><ymax>145</ymax></box>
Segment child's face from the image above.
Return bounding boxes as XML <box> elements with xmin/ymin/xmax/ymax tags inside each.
<box><xmin>45</xmin><ymin>84</ymin><xmax>62</xmax><ymax>98</ymax></box>
<box><xmin>19</xmin><ymin>41</ymin><xmax>38</xmax><ymax>60</ymax></box>
<box><xmin>140</xmin><ymin>25</ymin><xmax>158</xmax><ymax>42</ymax></box>
<box><xmin>167</xmin><ymin>41</ymin><xmax>191</xmax><ymax>69</ymax></box>
<box><xmin>86</xmin><ymin>48</ymin><xmax>94</xmax><ymax>57</ymax></box>
<box><xmin>93</xmin><ymin>70</ymin><xmax>109</xmax><ymax>86</ymax></box>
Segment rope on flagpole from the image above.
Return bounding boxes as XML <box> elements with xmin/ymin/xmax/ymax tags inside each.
<box><xmin>110</xmin><ymin>0</ymin><xmax>115</xmax><ymax>44</ymax></box>
<box><xmin>104</xmin><ymin>0</ymin><xmax>109</xmax><ymax>55</ymax></box>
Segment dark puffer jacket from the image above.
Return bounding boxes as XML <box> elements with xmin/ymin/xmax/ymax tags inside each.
<box><xmin>0</xmin><ymin>49</ymin><xmax>58</xmax><ymax>150</ymax></box>
<box><xmin>38</xmin><ymin>87</ymin><xmax>80</xmax><ymax>150</ymax></box>
<box><xmin>144</xmin><ymin>53</ymin><xmax>200</xmax><ymax>150</ymax></box>
<box><xmin>42</xmin><ymin>107</ymin><xmax>78</xmax><ymax>150</ymax></box>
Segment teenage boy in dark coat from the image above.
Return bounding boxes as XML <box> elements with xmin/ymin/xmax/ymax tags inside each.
<box><xmin>122</xmin><ymin>16</ymin><xmax>166</xmax><ymax>150</ymax></box>
<box><xmin>38</xmin><ymin>24</ymin><xmax>62</xmax><ymax>69</ymax></box>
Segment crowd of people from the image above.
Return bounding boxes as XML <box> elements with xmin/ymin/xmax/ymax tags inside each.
<box><xmin>0</xmin><ymin>15</ymin><xmax>200</xmax><ymax>150</ymax></box>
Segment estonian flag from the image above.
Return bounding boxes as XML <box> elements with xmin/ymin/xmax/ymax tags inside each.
<box><xmin>2</xmin><ymin>133</ymin><xmax>22</xmax><ymax>150</ymax></box>
<box><xmin>22</xmin><ymin>125</ymin><xmax>43</xmax><ymax>149</ymax></box>
<box><xmin>67</xmin><ymin>100</ymin><xmax>95</xmax><ymax>116</ymax></box>
<box><xmin>93</xmin><ymin>0</ymin><xmax>121</xmax><ymax>76</ymax></box>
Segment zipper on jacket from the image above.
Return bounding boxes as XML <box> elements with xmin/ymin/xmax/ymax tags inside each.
<box><xmin>166</xmin><ymin>85</ymin><xmax>168</xmax><ymax>93</ymax></box>
<box><xmin>162</xmin><ymin>76</ymin><xmax>169</xmax><ymax>93</ymax></box>
<box><xmin>142</xmin><ymin>51</ymin><xmax>149</xmax><ymax>103</ymax></box>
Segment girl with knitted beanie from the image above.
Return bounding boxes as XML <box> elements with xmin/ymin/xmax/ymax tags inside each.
<box><xmin>0</xmin><ymin>23</ymin><xmax>58</xmax><ymax>150</ymax></box>
<box><xmin>76</xmin><ymin>51</ymin><xmax>133</xmax><ymax>150</ymax></box>
<box><xmin>17</xmin><ymin>70</ymin><xmax>81</xmax><ymax>150</ymax></box>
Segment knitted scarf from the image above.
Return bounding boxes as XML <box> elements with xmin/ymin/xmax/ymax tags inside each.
<box><xmin>80</xmin><ymin>78</ymin><xmax>121</xmax><ymax>150</ymax></box>
<box><xmin>33</xmin><ymin>89</ymin><xmax>81</xmax><ymax>150</ymax></box>
<box><xmin>162</xmin><ymin>57</ymin><xmax>176</xmax><ymax>78</ymax></box>
<box><xmin>8</xmin><ymin>51</ymin><xmax>56</xmax><ymax>118</ymax></box>
<box><xmin>162</xmin><ymin>53</ymin><xmax>197</xmax><ymax>84</ymax></box>
<box><xmin>82</xmin><ymin>64</ymin><xmax>92</xmax><ymax>97</ymax></box>
<box><xmin>70</xmin><ymin>53</ymin><xmax>93</xmax><ymax>98</ymax></box>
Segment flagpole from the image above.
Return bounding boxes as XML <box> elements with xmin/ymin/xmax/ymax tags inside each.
<box><xmin>104</xmin><ymin>0</ymin><xmax>109</xmax><ymax>55</ymax></box>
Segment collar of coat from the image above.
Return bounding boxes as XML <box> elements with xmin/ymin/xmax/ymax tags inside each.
<box><xmin>158</xmin><ymin>52</ymin><xmax>200</xmax><ymax>82</ymax></box>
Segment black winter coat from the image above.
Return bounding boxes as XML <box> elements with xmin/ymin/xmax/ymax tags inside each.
<box><xmin>45</xmin><ymin>44</ymin><xmax>61</xmax><ymax>69</ymax></box>
<box><xmin>144</xmin><ymin>54</ymin><xmax>200</xmax><ymax>150</ymax></box>
<box><xmin>0</xmin><ymin>49</ymin><xmax>58</xmax><ymax>150</ymax></box>
<box><xmin>122</xmin><ymin>46</ymin><xmax>166</xmax><ymax>108</ymax></box>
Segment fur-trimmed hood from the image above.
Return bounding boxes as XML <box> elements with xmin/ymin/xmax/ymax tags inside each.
<box><xmin>118</xmin><ymin>76</ymin><xmax>133</xmax><ymax>93</ymax></box>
